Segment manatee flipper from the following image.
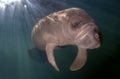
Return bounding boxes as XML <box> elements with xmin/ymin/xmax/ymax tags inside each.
<box><xmin>70</xmin><ymin>48</ymin><xmax>87</xmax><ymax>71</ymax></box>
<box><xmin>46</xmin><ymin>43</ymin><xmax>59</xmax><ymax>71</ymax></box>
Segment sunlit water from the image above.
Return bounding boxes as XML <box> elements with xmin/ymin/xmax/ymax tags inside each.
<box><xmin>0</xmin><ymin>0</ymin><xmax>120</xmax><ymax>79</ymax></box>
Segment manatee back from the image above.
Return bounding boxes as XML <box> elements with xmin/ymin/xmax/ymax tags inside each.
<box><xmin>32</xmin><ymin>18</ymin><xmax>48</xmax><ymax>51</ymax></box>
<box><xmin>32</xmin><ymin>14</ymin><xmax>63</xmax><ymax>50</ymax></box>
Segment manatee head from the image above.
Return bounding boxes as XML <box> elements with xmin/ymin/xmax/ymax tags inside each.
<box><xmin>74</xmin><ymin>22</ymin><xmax>102</xmax><ymax>49</ymax></box>
<box><xmin>58</xmin><ymin>8</ymin><xmax>102</xmax><ymax>49</ymax></box>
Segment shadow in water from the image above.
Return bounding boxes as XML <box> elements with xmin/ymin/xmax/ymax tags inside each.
<box><xmin>28</xmin><ymin>48</ymin><xmax>48</xmax><ymax>63</ymax></box>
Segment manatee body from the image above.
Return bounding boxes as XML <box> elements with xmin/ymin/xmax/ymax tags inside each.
<box><xmin>32</xmin><ymin>8</ymin><xmax>102</xmax><ymax>71</ymax></box>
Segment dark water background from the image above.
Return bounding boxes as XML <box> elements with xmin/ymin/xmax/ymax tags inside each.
<box><xmin>0</xmin><ymin>0</ymin><xmax>120</xmax><ymax>79</ymax></box>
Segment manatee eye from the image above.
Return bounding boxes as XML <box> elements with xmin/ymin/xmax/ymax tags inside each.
<box><xmin>71</xmin><ymin>22</ymin><xmax>80</xmax><ymax>30</ymax></box>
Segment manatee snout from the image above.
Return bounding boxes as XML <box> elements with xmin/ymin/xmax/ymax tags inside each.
<box><xmin>32</xmin><ymin>7</ymin><xmax>102</xmax><ymax>71</ymax></box>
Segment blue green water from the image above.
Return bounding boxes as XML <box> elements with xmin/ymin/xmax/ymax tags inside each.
<box><xmin>0</xmin><ymin>0</ymin><xmax>120</xmax><ymax>79</ymax></box>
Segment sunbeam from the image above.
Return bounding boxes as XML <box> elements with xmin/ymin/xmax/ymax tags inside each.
<box><xmin>0</xmin><ymin>0</ymin><xmax>21</xmax><ymax>8</ymax></box>
<box><xmin>0</xmin><ymin>0</ymin><xmax>69</xmax><ymax>79</ymax></box>
<box><xmin>0</xmin><ymin>0</ymin><xmax>21</xmax><ymax>4</ymax></box>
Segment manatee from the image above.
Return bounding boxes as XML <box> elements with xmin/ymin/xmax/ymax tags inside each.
<box><xmin>32</xmin><ymin>8</ymin><xmax>102</xmax><ymax>71</ymax></box>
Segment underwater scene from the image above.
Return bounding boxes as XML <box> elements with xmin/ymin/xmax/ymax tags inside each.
<box><xmin>0</xmin><ymin>0</ymin><xmax>120</xmax><ymax>79</ymax></box>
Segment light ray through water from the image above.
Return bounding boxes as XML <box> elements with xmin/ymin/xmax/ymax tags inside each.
<box><xmin>0</xmin><ymin>0</ymin><xmax>70</xmax><ymax>79</ymax></box>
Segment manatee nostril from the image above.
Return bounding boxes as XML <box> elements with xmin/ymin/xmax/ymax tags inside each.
<box><xmin>95</xmin><ymin>34</ymin><xmax>99</xmax><ymax>38</ymax></box>
<box><xmin>93</xmin><ymin>28</ymin><xmax>103</xmax><ymax>43</ymax></box>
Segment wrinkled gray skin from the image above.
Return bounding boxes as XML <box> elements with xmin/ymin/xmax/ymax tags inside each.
<box><xmin>32</xmin><ymin>8</ymin><xmax>102</xmax><ymax>71</ymax></box>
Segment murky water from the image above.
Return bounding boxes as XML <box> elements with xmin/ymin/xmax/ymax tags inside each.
<box><xmin>0</xmin><ymin>0</ymin><xmax>120</xmax><ymax>79</ymax></box>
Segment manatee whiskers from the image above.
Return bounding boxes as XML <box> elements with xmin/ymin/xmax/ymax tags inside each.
<box><xmin>32</xmin><ymin>7</ymin><xmax>102</xmax><ymax>71</ymax></box>
<box><xmin>75</xmin><ymin>23</ymin><xmax>93</xmax><ymax>40</ymax></box>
